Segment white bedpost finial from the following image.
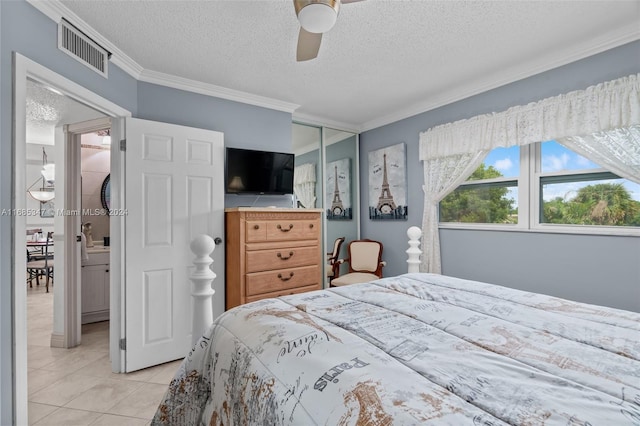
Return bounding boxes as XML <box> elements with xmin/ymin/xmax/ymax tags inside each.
<box><xmin>406</xmin><ymin>226</ymin><xmax>422</xmax><ymax>273</ymax></box>
<box><xmin>189</xmin><ymin>234</ymin><xmax>216</xmax><ymax>348</ymax></box>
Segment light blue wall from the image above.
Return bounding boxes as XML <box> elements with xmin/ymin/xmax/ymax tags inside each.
<box><xmin>1</xmin><ymin>2</ymin><xmax>136</xmax><ymax>423</ymax></box>
<box><xmin>0</xmin><ymin>1</ymin><xmax>294</xmax><ymax>423</ymax></box>
<box><xmin>359</xmin><ymin>40</ymin><xmax>640</xmax><ymax>312</ymax></box>
<box><xmin>136</xmin><ymin>82</ymin><xmax>294</xmax><ymax>208</ymax></box>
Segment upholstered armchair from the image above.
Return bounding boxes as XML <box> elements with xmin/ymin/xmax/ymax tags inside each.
<box><xmin>330</xmin><ymin>239</ymin><xmax>385</xmax><ymax>287</ymax></box>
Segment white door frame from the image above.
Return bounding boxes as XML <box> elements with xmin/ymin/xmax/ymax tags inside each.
<box><xmin>63</xmin><ymin>117</ymin><xmax>113</xmax><ymax>349</ymax></box>
<box><xmin>13</xmin><ymin>53</ymin><xmax>130</xmax><ymax>424</ymax></box>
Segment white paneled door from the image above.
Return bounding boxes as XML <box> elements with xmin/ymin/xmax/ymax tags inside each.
<box><xmin>125</xmin><ymin>117</ymin><xmax>224</xmax><ymax>372</ymax></box>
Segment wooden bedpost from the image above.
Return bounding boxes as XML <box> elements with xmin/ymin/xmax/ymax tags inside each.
<box><xmin>189</xmin><ymin>234</ymin><xmax>216</xmax><ymax>347</ymax></box>
<box><xmin>406</xmin><ymin>226</ymin><xmax>422</xmax><ymax>273</ymax></box>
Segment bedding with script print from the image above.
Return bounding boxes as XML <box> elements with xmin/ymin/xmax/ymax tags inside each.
<box><xmin>152</xmin><ymin>273</ymin><xmax>640</xmax><ymax>425</ymax></box>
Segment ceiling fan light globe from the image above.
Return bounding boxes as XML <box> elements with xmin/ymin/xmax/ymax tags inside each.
<box><xmin>298</xmin><ymin>3</ymin><xmax>337</xmax><ymax>33</ymax></box>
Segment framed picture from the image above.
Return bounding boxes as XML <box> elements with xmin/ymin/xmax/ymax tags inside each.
<box><xmin>368</xmin><ymin>142</ymin><xmax>408</xmax><ymax>220</ymax></box>
<box><xmin>39</xmin><ymin>187</ymin><xmax>55</xmax><ymax>218</ymax></box>
<box><xmin>325</xmin><ymin>158</ymin><xmax>352</xmax><ymax>220</ymax></box>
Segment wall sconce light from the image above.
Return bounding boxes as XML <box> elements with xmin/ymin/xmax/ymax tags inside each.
<box><xmin>27</xmin><ymin>147</ymin><xmax>55</xmax><ymax>202</ymax></box>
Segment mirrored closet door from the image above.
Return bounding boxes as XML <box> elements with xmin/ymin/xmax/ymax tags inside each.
<box><xmin>292</xmin><ymin>123</ymin><xmax>360</xmax><ymax>286</ymax></box>
<box><xmin>323</xmin><ymin>128</ymin><xmax>359</xmax><ymax>280</ymax></box>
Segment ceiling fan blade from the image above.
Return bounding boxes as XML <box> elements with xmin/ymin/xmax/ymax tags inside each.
<box><xmin>297</xmin><ymin>28</ymin><xmax>322</xmax><ymax>62</ymax></box>
<box><xmin>341</xmin><ymin>0</ymin><xmax>365</xmax><ymax>3</ymax></box>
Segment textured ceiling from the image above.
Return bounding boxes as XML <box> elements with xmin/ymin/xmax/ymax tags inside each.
<box><xmin>26</xmin><ymin>79</ymin><xmax>105</xmax><ymax>145</ymax></box>
<box><xmin>51</xmin><ymin>1</ymin><xmax>640</xmax><ymax>131</ymax></box>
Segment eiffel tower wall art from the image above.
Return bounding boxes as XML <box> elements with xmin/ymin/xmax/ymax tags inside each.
<box><xmin>325</xmin><ymin>158</ymin><xmax>352</xmax><ymax>220</ymax></box>
<box><xmin>368</xmin><ymin>142</ymin><xmax>408</xmax><ymax>220</ymax></box>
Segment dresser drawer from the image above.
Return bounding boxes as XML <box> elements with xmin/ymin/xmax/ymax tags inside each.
<box><xmin>246</xmin><ymin>265</ymin><xmax>320</xmax><ymax>296</ymax></box>
<box><xmin>245</xmin><ymin>284</ymin><xmax>321</xmax><ymax>303</ymax></box>
<box><xmin>245</xmin><ymin>245</ymin><xmax>319</xmax><ymax>273</ymax></box>
<box><xmin>245</xmin><ymin>221</ymin><xmax>267</xmax><ymax>242</ymax></box>
<box><xmin>226</xmin><ymin>208</ymin><xmax>323</xmax><ymax>310</ymax></box>
<box><xmin>246</xmin><ymin>219</ymin><xmax>320</xmax><ymax>243</ymax></box>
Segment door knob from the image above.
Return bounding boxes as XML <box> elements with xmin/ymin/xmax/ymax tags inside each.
<box><xmin>214</xmin><ymin>237</ymin><xmax>222</xmax><ymax>245</ymax></box>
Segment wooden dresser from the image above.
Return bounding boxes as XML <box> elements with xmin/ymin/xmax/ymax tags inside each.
<box><xmin>225</xmin><ymin>207</ymin><xmax>323</xmax><ymax>309</ymax></box>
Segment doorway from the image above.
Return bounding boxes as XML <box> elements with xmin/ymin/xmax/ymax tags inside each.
<box><xmin>14</xmin><ymin>53</ymin><xmax>130</xmax><ymax>424</ymax></box>
<box><xmin>27</xmin><ymin>122</ymin><xmax>118</xmax><ymax>423</ymax></box>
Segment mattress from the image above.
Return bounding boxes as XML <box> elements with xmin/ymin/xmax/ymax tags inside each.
<box><xmin>152</xmin><ymin>273</ymin><xmax>640</xmax><ymax>425</ymax></box>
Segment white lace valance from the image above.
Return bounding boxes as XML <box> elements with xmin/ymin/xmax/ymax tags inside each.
<box><xmin>418</xmin><ymin>73</ymin><xmax>640</xmax><ymax>275</ymax></box>
<box><xmin>420</xmin><ymin>73</ymin><xmax>640</xmax><ymax>160</ymax></box>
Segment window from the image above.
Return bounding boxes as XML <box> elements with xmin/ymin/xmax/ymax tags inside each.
<box><xmin>439</xmin><ymin>146</ymin><xmax>519</xmax><ymax>224</ymax></box>
<box><xmin>537</xmin><ymin>141</ymin><xmax>640</xmax><ymax>228</ymax></box>
<box><xmin>440</xmin><ymin>141</ymin><xmax>640</xmax><ymax>233</ymax></box>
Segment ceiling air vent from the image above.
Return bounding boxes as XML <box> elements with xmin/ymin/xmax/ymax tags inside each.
<box><xmin>58</xmin><ymin>19</ymin><xmax>110</xmax><ymax>78</ymax></box>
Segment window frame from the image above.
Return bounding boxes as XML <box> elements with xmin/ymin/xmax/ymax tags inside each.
<box><xmin>439</xmin><ymin>143</ymin><xmax>640</xmax><ymax>237</ymax></box>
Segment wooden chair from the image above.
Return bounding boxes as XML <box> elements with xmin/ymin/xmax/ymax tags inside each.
<box><xmin>330</xmin><ymin>239</ymin><xmax>385</xmax><ymax>287</ymax></box>
<box><xmin>326</xmin><ymin>236</ymin><xmax>345</xmax><ymax>284</ymax></box>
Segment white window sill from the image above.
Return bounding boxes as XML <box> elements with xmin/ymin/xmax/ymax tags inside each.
<box><xmin>439</xmin><ymin>222</ymin><xmax>640</xmax><ymax>237</ymax></box>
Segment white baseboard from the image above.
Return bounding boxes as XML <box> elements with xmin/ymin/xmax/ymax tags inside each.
<box><xmin>82</xmin><ymin>310</ymin><xmax>110</xmax><ymax>325</ymax></box>
<box><xmin>50</xmin><ymin>332</ymin><xmax>65</xmax><ymax>348</ymax></box>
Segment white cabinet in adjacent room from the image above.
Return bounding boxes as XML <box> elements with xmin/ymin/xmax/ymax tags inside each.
<box><xmin>81</xmin><ymin>249</ymin><xmax>110</xmax><ymax>324</ymax></box>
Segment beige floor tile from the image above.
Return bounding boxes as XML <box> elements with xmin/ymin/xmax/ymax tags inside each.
<box><xmin>28</xmin><ymin>369</ymin><xmax>68</xmax><ymax>396</ymax></box>
<box><xmin>30</xmin><ymin>373</ymin><xmax>104</xmax><ymax>407</ymax></box>
<box><xmin>106</xmin><ymin>382</ymin><xmax>167</xmax><ymax>420</ymax></box>
<box><xmin>80</xmin><ymin>337</ymin><xmax>110</xmax><ymax>353</ymax></box>
<box><xmin>74</xmin><ymin>355</ymin><xmax>117</xmax><ymax>378</ymax></box>
<box><xmin>28</xmin><ymin>402</ymin><xmax>57</xmax><ymax>425</ymax></box>
<box><xmin>32</xmin><ymin>407</ymin><xmax>102</xmax><ymax>426</ymax></box>
<box><xmin>28</xmin><ymin>346</ymin><xmax>70</xmax><ymax>369</ymax></box>
<box><xmin>65</xmin><ymin>378</ymin><xmax>143</xmax><ymax>412</ymax></box>
<box><xmin>27</xmin><ymin>271</ymin><xmax>183</xmax><ymax>426</ymax></box>
<box><xmin>38</xmin><ymin>348</ymin><xmax>107</xmax><ymax>373</ymax></box>
<box><xmin>116</xmin><ymin>367</ymin><xmax>159</xmax><ymax>383</ymax></box>
<box><xmin>83</xmin><ymin>321</ymin><xmax>109</xmax><ymax>333</ymax></box>
<box><xmin>89</xmin><ymin>413</ymin><xmax>150</xmax><ymax>426</ymax></box>
<box><xmin>146</xmin><ymin>360</ymin><xmax>183</xmax><ymax>385</ymax></box>
<box><xmin>28</xmin><ymin>328</ymin><xmax>55</xmax><ymax>347</ymax></box>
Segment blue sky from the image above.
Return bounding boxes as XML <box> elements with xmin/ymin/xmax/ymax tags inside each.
<box><xmin>483</xmin><ymin>141</ymin><xmax>640</xmax><ymax>202</ymax></box>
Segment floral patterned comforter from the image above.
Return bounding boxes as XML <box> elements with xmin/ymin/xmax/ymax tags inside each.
<box><xmin>152</xmin><ymin>273</ymin><xmax>640</xmax><ymax>425</ymax></box>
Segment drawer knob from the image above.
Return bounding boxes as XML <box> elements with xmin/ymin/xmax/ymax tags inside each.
<box><xmin>277</xmin><ymin>224</ymin><xmax>293</xmax><ymax>232</ymax></box>
<box><xmin>254</xmin><ymin>225</ymin><xmax>260</xmax><ymax>230</ymax></box>
<box><xmin>278</xmin><ymin>272</ymin><xmax>294</xmax><ymax>281</ymax></box>
<box><xmin>309</xmin><ymin>223</ymin><xmax>314</xmax><ymax>228</ymax></box>
<box><xmin>277</xmin><ymin>251</ymin><xmax>294</xmax><ymax>260</ymax></box>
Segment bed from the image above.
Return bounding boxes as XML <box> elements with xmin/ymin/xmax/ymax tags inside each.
<box><xmin>152</xmin><ymin>273</ymin><xmax>640</xmax><ymax>425</ymax></box>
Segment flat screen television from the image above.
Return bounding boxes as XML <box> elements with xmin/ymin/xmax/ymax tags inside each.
<box><xmin>225</xmin><ymin>147</ymin><xmax>295</xmax><ymax>195</ymax></box>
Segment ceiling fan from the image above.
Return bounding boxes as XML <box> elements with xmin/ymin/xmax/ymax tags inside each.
<box><xmin>294</xmin><ymin>0</ymin><xmax>364</xmax><ymax>61</ymax></box>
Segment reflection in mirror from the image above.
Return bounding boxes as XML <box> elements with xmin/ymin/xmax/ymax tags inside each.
<box><xmin>324</xmin><ymin>128</ymin><xmax>358</xmax><ymax>280</ymax></box>
<box><xmin>100</xmin><ymin>173</ymin><xmax>111</xmax><ymax>212</ymax></box>
<box><xmin>292</xmin><ymin>123</ymin><xmax>322</xmax><ymax>208</ymax></box>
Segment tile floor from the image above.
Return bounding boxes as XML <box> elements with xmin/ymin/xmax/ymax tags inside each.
<box><xmin>27</xmin><ymin>284</ymin><xmax>182</xmax><ymax>425</ymax></box>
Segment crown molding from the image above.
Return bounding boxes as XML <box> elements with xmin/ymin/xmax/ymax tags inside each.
<box><xmin>361</xmin><ymin>23</ymin><xmax>640</xmax><ymax>132</ymax></box>
<box><xmin>292</xmin><ymin>112</ymin><xmax>361</xmax><ymax>134</ymax></box>
<box><xmin>324</xmin><ymin>131</ymin><xmax>355</xmax><ymax>147</ymax></box>
<box><xmin>293</xmin><ymin>142</ymin><xmax>320</xmax><ymax>156</ymax></box>
<box><xmin>139</xmin><ymin>69</ymin><xmax>299</xmax><ymax>113</ymax></box>
<box><xmin>27</xmin><ymin>0</ymin><xmax>640</xmax><ymax>132</ymax></box>
<box><xmin>27</xmin><ymin>0</ymin><xmax>144</xmax><ymax>78</ymax></box>
<box><xmin>27</xmin><ymin>0</ymin><xmax>299</xmax><ymax>114</ymax></box>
